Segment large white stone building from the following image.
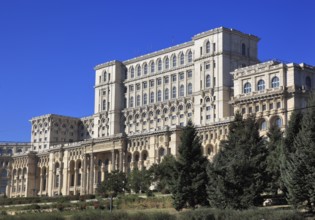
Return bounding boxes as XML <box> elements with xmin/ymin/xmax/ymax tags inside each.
<box><xmin>5</xmin><ymin>27</ymin><xmax>315</xmax><ymax>197</ymax></box>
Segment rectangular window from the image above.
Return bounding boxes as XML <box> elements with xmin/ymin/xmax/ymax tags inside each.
<box><xmin>277</xmin><ymin>102</ymin><xmax>281</xmax><ymax>108</ymax></box>
<box><xmin>205</xmin><ymin>62</ymin><xmax>210</xmax><ymax>70</ymax></box>
<box><xmin>200</xmin><ymin>47</ymin><xmax>203</xmax><ymax>56</ymax></box>
<box><xmin>242</xmin><ymin>108</ymin><xmax>246</xmax><ymax>114</ymax></box>
<box><xmin>263</xmin><ymin>104</ymin><xmax>266</xmax><ymax>111</ymax></box>
<box><xmin>206</xmin><ymin>106</ymin><xmax>211</xmax><ymax>111</ymax></box>
<box><xmin>143</xmin><ymin>82</ymin><xmax>147</xmax><ymax>88</ymax></box>
<box><xmin>187</xmin><ymin>70</ymin><xmax>192</xmax><ymax>78</ymax></box>
<box><xmin>269</xmin><ymin>103</ymin><xmax>273</xmax><ymax>110</ymax></box>
<box><xmin>129</xmin><ymin>85</ymin><xmax>134</xmax><ymax>92</ymax></box>
<box><xmin>206</xmin><ymin>115</ymin><xmax>211</xmax><ymax>120</ymax></box>
<box><xmin>150</xmin><ymin>80</ymin><xmax>154</xmax><ymax>87</ymax></box>
<box><xmin>157</xmin><ymin>78</ymin><xmax>162</xmax><ymax>85</ymax></box>
<box><xmin>249</xmin><ymin>107</ymin><xmax>252</xmax><ymax>113</ymax></box>
<box><xmin>180</xmin><ymin>114</ymin><xmax>184</xmax><ymax>118</ymax></box>
<box><xmin>179</xmin><ymin>72</ymin><xmax>184</xmax><ymax>80</ymax></box>
<box><xmin>255</xmin><ymin>105</ymin><xmax>259</xmax><ymax>112</ymax></box>
<box><xmin>136</xmin><ymin>84</ymin><xmax>140</xmax><ymax>90</ymax></box>
<box><xmin>77</xmin><ymin>174</ymin><xmax>81</xmax><ymax>186</ymax></box>
<box><xmin>172</xmin><ymin>74</ymin><xmax>177</xmax><ymax>82</ymax></box>
<box><xmin>164</xmin><ymin>76</ymin><xmax>169</xmax><ymax>84</ymax></box>
<box><xmin>188</xmin><ymin>113</ymin><xmax>192</xmax><ymax>117</ymax></box>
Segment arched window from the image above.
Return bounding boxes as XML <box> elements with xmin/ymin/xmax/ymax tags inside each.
<box><xmin>187</xmin><ymin>83</ymin><xmax>192</xmax><ymax>95</ymax></box>
<box><xmin>257</xmin><ymin>79</ymin><xmax>265</xmax><ymax>91</ymax></box>
<box><xmin>143</xmin><ymin>93</ymin><xmax>147</xmax><ymax>105</ymax></box>
<box><xmin>159</xmin><ymin>148</ymin><xmax>165</xmax><ymax>157</ymax></box>
<box><xmin>129</xmin><ymin>96</ymin><xmax>134</xmax><ymax>107</ymax></box>
<box><xmin>172</xmin><ymin>55</ymin><xmax>177</xmax><ymax>67</ymax></box>
<box><xmin>136</xmin><ymin>95</ymin><xmax>140</xmax><ymax>106</ymax></box>
<box><xmin>150</xmin><ymin>61</ymin><xmax>155</xmax><ymax>73</ymax></box>
<box><xmin>130</xmin><ymin>67</ymin><xmax>134</xmax><ymax>78</ymax></box>
<box><xmin>271</xmin><ymin>76</ymin><xmax>280</xmax><ymax>88</ymax></box>
<box><xmin>150</xmin><ymin>92</ymin><xmax>154</xmax><ymax>103</ymax></box>
<box><xmin>188</xmin><ymin>50</ymin><xmax>192</xmax><ymax>63</ymax></box>
<box><xmin>244</xmin><ymin>82</ymin><xmax>251</xmax><ymax>94</ymax></box>
<box><xmin>206</xmin><ymin>41</ymin><xmax>210</xmax><ymax>53</ymax></box>
<box><xmin>260</xmin><ymin>120</ymin><xmax>267</xmax><ymax>130</ymax></box>
<box><xmin>242</xmin><ymin>43</ymin><xmax>246</xmax><ymax>56</ymax></box>
<box><xmin>165</xmin><ymin>57</ymin><xmax>169</xmax><ymax>69</ymax></box>
<box><xmin>172</xmin><ymin>86</ymin><xmax>177</xmax><ymax>98</ymax></box>
<box><xmin>164</xmin><ymin>88</ymin><xmax>169</xmax><ymax>100</ymax></box>
<box><xmin>180</xmin><ymin>53</ymin><xmax>184</xmax><ymax>65</ymax></box>
<box><xmin>137</xmin><ymin>65</ymin><xmax>141</xmax><ymax>76</ymax></box>
<box><xmin>206</xmin><ymin>75</ymin><xmax>211</xmax><ymax>87</ymax></box>
<box><xmin>157</xmin><ymin>90</ymin><xmax>162</xmax><ymax>102</ymax></box>
<box><xmin>102</xmin><ymin>100</ymin><xmax>106</xmax><ymax>110</ymax></box>
<box><xmin>158</xmin><ymin>59</ymin><xmax>162</xmax><ymax>71</ymax></box>
<box><xmin>275</xmin><ymin>117</ymin><xmax>282</xmax><ymax>128</ymax></box>
<box><xmin>103</xmin><ymin>71</ymin><xmax>107</xmax><ymax>82</ymax></box>
<box><xmin>306</xmin><ymin>76</ymin><xmax>312</xmax><ymax>88</ymax></box>
<box><xmin>179</xmin><ymin>85</ymin><xmax>184</xmax><ymax>96</ymax></box>
<box><xmin>143</xmin><ymin>63</ymin><xmax>148</xmax><ymax>75</ymax></box>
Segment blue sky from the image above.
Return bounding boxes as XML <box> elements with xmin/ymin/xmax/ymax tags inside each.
<box><xmin>1</xmin><ymin>0</ymin><xmax>314</xmax><ymax>142</ymax></box>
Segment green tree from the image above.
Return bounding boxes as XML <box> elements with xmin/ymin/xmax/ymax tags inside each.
<box><xmin>282</xmin><ymin>95</ymin><xmax>315</xmax><ymax>211</ymax></box>
<box><xmin>97</xmin><ymin>170</ymin><xmax>126</xmax><ymax>197</ymax></box>
<box><xmin>266</xmin><ymin>124</ymin><xmax>283</xmax><ymax>194</ymax></box>
<box><xmin>171</xmin><ymin>121</ymin><xmax>209</xmax><ymax>210</ymax></box>
<box><xmin>128</xmin><ymin>168</ymin><xmax>152</xmax><ymax>194</ymax></box>
<box><xmin>149</xmin><ymin>155</ymin><xmax>176</xmax><ymax>194</ymax></box>
<box><xmin>280</xmin><ymin>110</ymin><xmax>303</xmax><ymax>196</ymax></box>
<box><xmin>207</xmin><ymin>113</ymin><xmax>267</xmax><ymax>209</ymax></box>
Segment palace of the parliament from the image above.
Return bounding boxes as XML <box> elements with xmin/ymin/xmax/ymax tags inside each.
<box><xmin>1</xmin><ymin>27</ymin><xmax>314</xmax><ymax>197</ymax></box>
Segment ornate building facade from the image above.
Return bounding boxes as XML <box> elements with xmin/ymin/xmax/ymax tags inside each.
<box><xmin>0</xmin><ymin>143</ymin><xmax>30</xmax><ymax>196</ymax></box>
<box><xmin>5</xmin><ymin>27</ymin><xmax>315</xmax><ymax>198</ymax></box>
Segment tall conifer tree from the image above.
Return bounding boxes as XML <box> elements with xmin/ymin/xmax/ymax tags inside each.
<box><xmin>283</xmin><ymin>95</ymin><xmax>315</xmax><ymax>211</ymax></box>
<box><xmin>207</xmin><ymin>113</ymin><xmax>267</xmax><ymax>209</ymax></box>
<box><xmin>280</xmin><ymin>110</ymin><xmax>303</xmax><ymax>196</ymax></box>
<box><xmin>266</xmin><ymin>124</ymin><xmax>283</xmax><ymax>194</ymax></box>
<box><xmin>171</xmin><ymin>121</ymin><xmax>209</xmax><ymax>210</ymax></box>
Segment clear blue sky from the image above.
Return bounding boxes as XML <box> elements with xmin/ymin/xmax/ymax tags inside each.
<box><xmin>1</xmin><ymin>0</ymin><xmax>314</xmax><ymax>142</ymax></box>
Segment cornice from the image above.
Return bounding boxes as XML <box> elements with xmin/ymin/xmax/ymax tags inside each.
<box><xmin>192</xmin><ymin>27</ymin><xmax>260</xmax><ymax>41</ymax></box>
<box><xmin>231</xmin><ymin>89</ymin><xmax>286</xmax><ymax>105</ymax></box>
<box><xmin>123</xmin><ymin>42</ymin><xmax>194</xmax><ymax>66</ymax></box>
<box><xmin>94</xmin><ymin>60</ymin><xmax>122</xmax><ymax>71</ymax></box>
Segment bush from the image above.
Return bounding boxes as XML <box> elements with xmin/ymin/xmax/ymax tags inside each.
<box><xmin>22</xmin><ymin>204</ymin><xmax>41</xmax><ymax>210</ymax></box>
<box><xmin>179</xmin><ymin>208</ymin><xmax>304</xmax><ymax>220</ymax></box>
<box><xmin>146</xmin><ymin>190</ymin><xmax>154</xmax><ymax>197</ymax></box>
<box><xmin>79</xmin><ymin>194</ymin><xmax>95</xmax><ymax>201</ymax></box>
<box><xmin>0</xmin><ymin>210</ymin><xmax>7</xmax><ymax>216</ymax></box>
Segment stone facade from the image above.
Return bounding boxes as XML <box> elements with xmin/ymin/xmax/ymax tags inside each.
<box><xmin>0</xmin><ymin>142</ymin><xmax>30</xmax><ymax>196</ymax></box>
<box><xmin>6</xmin><ymin>27</ymin><xmax>315</xmax><ymax>198</ymax></box>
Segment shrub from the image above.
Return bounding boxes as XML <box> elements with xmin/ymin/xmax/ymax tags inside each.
<box><xmin>179</xmin><ymin>208</ymin><xmax>304</xmax><ymax>220</ymax></box>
